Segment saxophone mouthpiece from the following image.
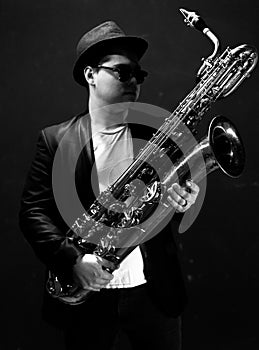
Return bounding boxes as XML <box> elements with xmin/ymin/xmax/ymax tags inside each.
<box><xmin>180</xmin><ymin>8</ymin><xmax>220</xmax><ymax>65</ymax></box>
<box><xmin>179</xmin><ymin>8</ymin><xmax>208</xmax><ymax>32</ymax></box>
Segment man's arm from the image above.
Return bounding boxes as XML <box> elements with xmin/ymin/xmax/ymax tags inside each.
<box><xmin>19</xmin><ymin>130</ymin><xmax>84</xmax><ymax>273</ymax></box>
<box><xmin>19</xmin><ymin>129</ymin><xmax>114</xmax><ymax>289</ymax></box>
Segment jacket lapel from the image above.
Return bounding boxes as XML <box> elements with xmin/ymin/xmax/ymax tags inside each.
<box><xmin>75</xmin><ymin>113</ymin><xmax>99</xmax><ymax>210</ymax></box>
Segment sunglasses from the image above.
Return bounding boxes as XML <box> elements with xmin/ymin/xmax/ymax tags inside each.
<box><xmin>96</xmin><ymin>64</ymin><xmax>148</xmax><ymax>84</ymax></box>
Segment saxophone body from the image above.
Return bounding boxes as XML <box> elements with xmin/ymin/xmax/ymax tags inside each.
<box><xmin>46</xmin><ymin>9</ymin><xmax>258</xmax><ymax>305</ymax></box>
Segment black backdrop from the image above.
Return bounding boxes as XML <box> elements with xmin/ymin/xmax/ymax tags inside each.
<box><xmin>1</xmin><ymin>0</ymin><xmax>259</xmax><ymax>349</ymax></box>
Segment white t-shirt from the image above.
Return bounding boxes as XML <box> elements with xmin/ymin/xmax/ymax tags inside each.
<box><xmin>92</xmin><ymin>123</ymin><xmax>147</xmax><ymax>288</ymax></box>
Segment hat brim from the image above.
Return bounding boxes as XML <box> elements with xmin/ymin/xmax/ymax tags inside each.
<box><xmin>73</xmin><ymin>36</ymin><xmax>148</xmax><ymax>86</ymax></box>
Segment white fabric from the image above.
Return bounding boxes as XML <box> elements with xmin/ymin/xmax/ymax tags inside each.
<box><xmin>92</xmin><ymin>124</ymin><xmax>147</xmax><ymax>288</ymax></box>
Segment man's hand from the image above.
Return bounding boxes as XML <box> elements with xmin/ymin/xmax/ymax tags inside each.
<box><xmin>167</xmin><ymin>180</ymin><xmax>200</xmax><ymax>213</ymax></box>
<box><xmin>73</xmin><ymin>254</ymin><xmax>115</xmax><ymax>292</ymax></box>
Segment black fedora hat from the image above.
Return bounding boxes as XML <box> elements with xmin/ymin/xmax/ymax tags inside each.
<box><xmin>73</xmin><ymin>21</ymin><xmax>148</xmax><ymax>86</ymax></box>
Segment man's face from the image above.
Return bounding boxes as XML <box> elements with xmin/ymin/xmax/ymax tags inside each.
<box><xmin>89</xmin><ymin>53</ymin><xmax>143</xmax><ymax>105</ymax></box>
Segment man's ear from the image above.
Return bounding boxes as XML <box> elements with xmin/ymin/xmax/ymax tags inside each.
<box><xmin>84</xmin><ymin>66</ymin><xmax>95</xmax><ymax>86</ymax></box>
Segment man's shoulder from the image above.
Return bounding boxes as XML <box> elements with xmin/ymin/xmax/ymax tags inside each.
<box><xmin>43</xmin><ymin>112</ymin><xmax>85</xmax><ymax>135</ymax></box>
<box><xmin>40</xmin><ymin>112</ymin><xmax>88</xmax><ymax>152</ymax></box>
<box><xmin>41</xmin><ymin>111</ymin><xmax>89</xmax><ymax>145</ymax></box>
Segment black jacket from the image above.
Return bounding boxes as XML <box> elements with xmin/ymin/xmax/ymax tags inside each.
<box><xmin>19</xmin><ymin>112</ymin><xmax>187</xmax><ymax>323</ymax></box>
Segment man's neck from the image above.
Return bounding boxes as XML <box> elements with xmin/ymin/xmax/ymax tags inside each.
<box><xmin>89</xmin><ymin>97</ymin><xmax>129</xmax><ymax>134</ymax></box>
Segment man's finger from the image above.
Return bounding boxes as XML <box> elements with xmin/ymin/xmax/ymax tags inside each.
<box><xmin>98</xmin><ymin>256</ymin><xmax>117</xmax><ymax>271</ymax></box>
<box><xmin>167</xmin><ymin>195</ymin><xmax>188</xmax><ymax>212</ymax></box>
<box><xmin>168</xmin><ymin>184</ymin><xmax>187</xmax><ymax>202</ymax></box>
<box><xmin>186</xmin><ymin>180</ymin><xmax>200</xmax><ymax>194</ymax></box>
<box><xmin>170</xmin><ymin>183</ymin><xmax>186</xmax><ymax>197</ymax></box>
<box><xmin>82</xmin><ymin>284</ymin><xmax>101</xmax><ymax>292</ymax></box>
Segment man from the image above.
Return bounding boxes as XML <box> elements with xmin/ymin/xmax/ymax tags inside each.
<box><xmin>19</xmin><ymin>21</ymin><xmax>199</xmax><ymax>350</ymax></box>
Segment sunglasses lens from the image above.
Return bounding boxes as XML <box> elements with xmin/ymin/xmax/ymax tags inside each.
<box><xmin>117</xmin><ymin>66</ymin><xmax>132</xmax><ymax>82</ymax></box>
<box><xmin>117</xmin><ymin>65</ymin><xmax>148</xmax><ymax>84</ymax></box>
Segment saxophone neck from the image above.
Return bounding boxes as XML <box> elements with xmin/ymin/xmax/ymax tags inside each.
<box><xmin>180</xmin><ymin>8</ymin><xmax>221</xmax><ymax>77</ymax></box>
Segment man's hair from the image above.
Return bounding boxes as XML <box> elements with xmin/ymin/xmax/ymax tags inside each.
<box><xmin>82</xmin><ymin>55</ymin><xmax>111</xmax><ymax>90</ymax></box>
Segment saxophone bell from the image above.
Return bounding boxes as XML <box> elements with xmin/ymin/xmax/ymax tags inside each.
<box><xmin>186</xmin><ymin>115</ymin><xmax>246</xmax><ymax>185</ymax></box>
<box><xmin>163</xmin><ymin>115</ymin><xmax>245</xmax><ymax>189</ymax></box>
<box><xmin>206</xmin><ymin>115</ymin><xmax>245</xmax><ymax>178</ymax></box>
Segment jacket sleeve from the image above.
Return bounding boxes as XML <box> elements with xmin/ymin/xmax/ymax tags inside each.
<box><xmin>19</xmin><ymin>129</ymin><xmax>83</xmax><ymax>274</ymax></box>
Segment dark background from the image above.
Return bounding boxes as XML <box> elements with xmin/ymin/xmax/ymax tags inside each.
<box><xmin>1</xmin><ymin>0</ymin><xmax>259</xmax><ymax>349</ymax></box>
